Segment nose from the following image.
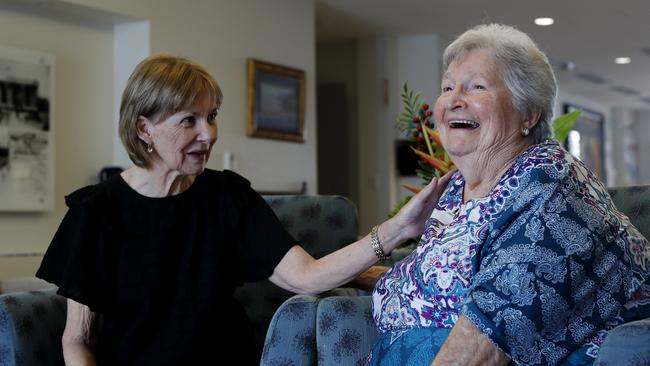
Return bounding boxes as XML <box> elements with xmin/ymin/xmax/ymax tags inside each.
<box><xmin>446</xmin><ymin>88</ymin><xmax>467</xmax><ymax>111</ymax></box>
<box><xmin>197</xmin><ymin>119</ymin><xmax>218</xmax><ymax>143</ymax></box>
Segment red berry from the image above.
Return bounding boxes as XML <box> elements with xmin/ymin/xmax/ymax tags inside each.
<box><xmin>417</xmin><ymin>136</ymin><xmax>424</xmax><ymax>143</ymax></box>
<box><xmin>422</xmin><ymin>103</ymin><xmax>429</xmax><ymax>111</ymax></box>
<box><xmin>413</xmin><ymin>117</ymin><xmax>420</xmax><ymax>123</ymax></box>
<box><xmin>416</xmin><ymin>124</ymin><xmax>422</xmax><ymax>131</ymax></box>
<box><xmin>426</xmin><ymin>110</ymin><xmax>433</xmax><ymax>117</ymax></box>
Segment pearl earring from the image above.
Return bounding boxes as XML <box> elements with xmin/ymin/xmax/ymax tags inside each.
<box><xmin>147</xmin><ymin>144</ymin><xmax>153</xmax><ymax>153</ymax></box>
<box><xmin>521</xmin><ymin>127</ymin><xmax>530</xmax><ymax>137</ymax></box>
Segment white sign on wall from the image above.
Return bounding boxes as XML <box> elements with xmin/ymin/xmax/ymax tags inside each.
<box><xmin>0</xmin><ymin>45</ymin><xmax>55</xmax><ymax>211</ymax></box>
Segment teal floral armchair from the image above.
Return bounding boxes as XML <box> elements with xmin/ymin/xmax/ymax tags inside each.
<box><xmin>235</xmin><ymin>195</ymin><xmax>359</xmax><ymax>360</ymax></box>
<box><xmin>0</xmin><ymin>289</ymin><xmax>67</xmax><ymax>366</ymax></box>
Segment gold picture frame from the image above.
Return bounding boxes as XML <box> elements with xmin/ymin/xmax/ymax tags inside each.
<box><xmin>246</xmin><ymin>59</ymin><xmax>305</xmax><ymax>142</ymax></box>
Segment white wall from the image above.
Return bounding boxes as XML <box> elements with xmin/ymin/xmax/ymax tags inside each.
<box><xmin>357</xmin><ymin>36</ymin><xmax>398</xmax><ymax>233</ymax></box>
<box><xmin>356</xmin><ymin>34</ymin><xmax>442</xmax><ymax>233</ymax></box>
<box><xmin>70</xmin><ymin>0</ymin><xmax>317</xmax><ymax>194</ymax></box>
<box><xmin>395</xmin><ymin>35</ymin><xmax>440</xmax><ymax>203</ymax></box>
<box><xmin>0</xmin><ymin>0</ymin><xmax>316</xmax><ymax>278</ymax></box>
<box><xmin>0</xmin><ymin>4</ymin><xmax>114</xmax><ymax>259</ymax></box>
<box><xmin>395</xmin><ymin>34</ymin><xmax>440</xmax><ymax>136</ymax></box>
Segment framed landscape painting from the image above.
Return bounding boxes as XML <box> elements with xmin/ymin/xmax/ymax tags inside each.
<box><xmin>246</xmin><ymin>59</ymin><xmax>305</xmax><ymax>142</ymax></box>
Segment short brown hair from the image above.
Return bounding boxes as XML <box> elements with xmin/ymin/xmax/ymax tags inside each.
<box><xmin>119</xmin><ymin>54</ymin><xmax>223</xmax><ymax>168</ymax></box>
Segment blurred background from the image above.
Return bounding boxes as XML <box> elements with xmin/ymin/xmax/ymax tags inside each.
<box><xmin>0</xmin><ymin>0</ymin><xmax>648</xmax><ymax>277</ymax></box>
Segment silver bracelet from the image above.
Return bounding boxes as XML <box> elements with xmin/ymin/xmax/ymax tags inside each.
<box><xmin>371</xmin><ymin>225</ymin><xmax>390</xmax><ymax>261</ymax></box>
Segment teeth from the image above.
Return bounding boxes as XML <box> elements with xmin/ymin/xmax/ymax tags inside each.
<box><xmin>449</xmin><ymin>120</ymin><xmax>479</xmax><ymax>129</ymax></box>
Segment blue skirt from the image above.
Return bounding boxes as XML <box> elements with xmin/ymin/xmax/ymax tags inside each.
<box><xmin>366</xmin><ymin>327</ymin><xmax>595</xmax><ymax>366</ymax></box>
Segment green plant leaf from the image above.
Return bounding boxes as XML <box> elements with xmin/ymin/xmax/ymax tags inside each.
<box><xmin>553</xmin><ymin>109</ymin><xmax>582</xmax><ymax>143</ymax></box>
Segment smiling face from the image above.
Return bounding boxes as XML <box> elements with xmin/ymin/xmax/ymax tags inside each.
<box><xmin>434</xmin><ymin>49</ymin><xmax>531</xmax><ymax>161</ymax></box>
<box><xmin>139</xmin><ymin>94</ymin><xmax>219</xmax><ymax>176</ymax></box>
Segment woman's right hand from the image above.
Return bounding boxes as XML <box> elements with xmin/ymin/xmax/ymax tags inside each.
<box><xmin>387</xmin><ymin>171</ymin><xmax>454</xmax><ymax>244</ymax></box>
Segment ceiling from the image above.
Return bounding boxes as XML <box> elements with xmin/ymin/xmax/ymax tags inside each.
<box><xmin>316</xmin><ymin>0</ymin><xmax>650</xmax><ymax>109</ymax></box>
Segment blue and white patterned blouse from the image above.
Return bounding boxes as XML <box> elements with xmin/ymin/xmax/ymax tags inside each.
<box><xmin>372</xmin><ymin>140</ymin><xmax>650</xmax><ymax>365</ymax></box>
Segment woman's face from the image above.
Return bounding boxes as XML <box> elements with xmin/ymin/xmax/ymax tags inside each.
<box><xmin>434</xmin><ymin>49</ymin><xmax>526</xmax><ymax>161</ymax></box>
<box><xmin>142</xmin><ymin>94</ymin><xmax>219</xmax><ymax>176</ymax></box>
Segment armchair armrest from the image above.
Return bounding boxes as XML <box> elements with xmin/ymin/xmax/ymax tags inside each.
<box><xmin>0</xmin><ymin>289</ymin><xmax>67</xmax><ymax>366</ymax></box>
<box><xmin>262</xmin><ymin>294</ymin><xmax>379</xmax><ymax>366</ymax></box>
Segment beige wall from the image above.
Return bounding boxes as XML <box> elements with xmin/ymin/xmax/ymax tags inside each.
<box><xmin>0</xmin><ymin>5</ymin><xmax>114</xmax><ymax>261</ymax></box>
<box><xmin>71</xmin><ymin>0</ymin><xmax>318</xmax><ymax>194</ymax></box>
<box><xmin>0</xmin><ymin>0</ymin><xmax>316</xmax><ymax>279</ymax></box>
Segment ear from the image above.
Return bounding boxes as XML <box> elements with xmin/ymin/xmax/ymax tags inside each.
<box><xmin>136</xmin><ymin>116</ymin><xmax>153</xmax><ymax>144</ymax></box>
<box><xmin>524</xmin><ymin>108</ymin><xmax>542</xmax><ymax>130</ymax></box>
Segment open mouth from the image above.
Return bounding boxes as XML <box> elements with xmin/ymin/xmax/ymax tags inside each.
<box><xmin>449</xmin><ymin>120</ymin><xmax>480</xmax><ymax>129</ymax></box>
<box><xmin>187</xmin><ymin>150</ymin><xmax>208</xmax><ymax>157</ymax></box>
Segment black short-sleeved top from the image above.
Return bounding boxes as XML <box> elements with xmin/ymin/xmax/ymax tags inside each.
<box><xmin>36</xmin><ymin>169</ymin><xmax>297</xmax><ymax>365</ymax></box>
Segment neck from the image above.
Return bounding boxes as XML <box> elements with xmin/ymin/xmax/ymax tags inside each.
<box><xmin>121</xmin><ymin>165</ymin><xmax>196</xmax><ymax>197</ymax></box>
<box><xmin>453</xmin><ymin>139</ymin><xmax>531</xmax><ymax>202</ymax></box>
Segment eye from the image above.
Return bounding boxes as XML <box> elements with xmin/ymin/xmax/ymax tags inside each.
<box><xmin>180</xmin><ymin>116</ymin><xmax>196</xmax><ymax>127</ymax></box>
<box><xmin>474</xmin><ymin>84</ymin><xmax>486</xmax><ymax>90</ymax></box>
<box><xmin>207</xmin><ymin>111</ymin><xmax>218</xmax><ymax>124</ymax></box>
<box><xmin>441</xmin><ymin>86</ymin><xmax>453</xmax><ymax>93</ymax></box>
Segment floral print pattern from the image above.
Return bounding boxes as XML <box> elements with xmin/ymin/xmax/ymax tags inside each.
<box><xmin>373</xmin><ymin>140</ymin><xmax>650</xmax><ymax>365</ymax></box>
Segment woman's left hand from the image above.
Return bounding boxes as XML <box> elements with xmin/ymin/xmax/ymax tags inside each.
<box><xmin>390</xmin><ymin>171</ymin><xmax>453</xmax><ymax>242</ymax></box>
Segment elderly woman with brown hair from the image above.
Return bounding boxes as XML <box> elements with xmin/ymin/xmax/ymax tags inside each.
<box><xmin>367</xmin><ymin>24</ymin><xmax>650</xmax><ymax>366</ymax></box>
<box><xmin>36</xmin><ymin>54</ymin><xmax>450</xmax><ymax>366</ymax></box>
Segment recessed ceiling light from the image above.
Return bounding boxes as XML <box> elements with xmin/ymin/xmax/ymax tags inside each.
<box><xmin>534</xmin><ymin>17</ymin><xmax>554</xmax><ymax>26</ymax></box>
<box><xmin>615</xmin><ymin>57</ymin><xmax>631</xmax><ymax>64</ymax></box>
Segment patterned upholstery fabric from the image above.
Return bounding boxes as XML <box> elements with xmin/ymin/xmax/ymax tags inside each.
<box><xmin>316</xmin><ymin>296</ymin><xmax>379</xmax><ymax>366</ymax></box>
<box><xmin>594</xmin><ymin>319</ymin><xmax>650</xmax><ymax>366</ymax></box>
<box><xmin>607</xmin><ymin>185</ymin><xmax>650</xmax><ymax>239</ymax></box>
<box><xmin>260</xmin><ymin>289</ymin><xmax>371</xmax><ymax>366</ymax></box>
<box><xmin>261</xmin><ymin>294</ymin><xmax>320</xmax><ymax>366</ymax></box>
<box><xmin>262</xmin><ymin>185</ymin><xmax>650</xmax><ymax>366</ymax></box>
<box><xmin>235</xmin><ymin>195</ymin><xmax>359</xmax><ymax>361</ymax></box>
<box><xmin>0</xmin><ymin>289</ymin><xmax>67</xmax><ymax>366</ymax></box>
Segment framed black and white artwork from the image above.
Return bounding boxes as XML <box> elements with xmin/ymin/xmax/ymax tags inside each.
<box><xmin>0</xmin><ymin>45</ymin><xmax>55</xmax><ymax>211</ymax></box>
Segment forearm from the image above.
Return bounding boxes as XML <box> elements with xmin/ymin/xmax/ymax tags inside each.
<box><xmin>62</xmin><ymin>342</ymin><xmax>97</xmax><ymax>366</ymax></box>
<box><xmin>271</xmin><ymin>174</ymin><xmax>451</xmax><ymax>294</ymax></box>
<box><xmin>271</xmin><ymin>219</ymin><xmax>405</xmax><ymax>294</ymax></box>
<box><xmin>63</xmin><ymin>299</ymin><xmax>97</xmax><ymax>366</ymax></box>
<box><xmin>431</xmin><ymin>316</ymin><xmax>509</xmax><ymax>366</ymax></box>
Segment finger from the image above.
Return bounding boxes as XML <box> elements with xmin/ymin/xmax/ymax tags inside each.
<box><xmin>422</xmin><ymin>171</ymin><xmax>454</xmax><ymax>195</ymax></box>
<box><xmin>435</xmin><ymin>170</ymin><xmax>455</xmax><ymax>192</ymax></box>
<box><xmin>417</xmin><ymin>176</ymin><xmax>439</xmax><ymax>199</ymax></box>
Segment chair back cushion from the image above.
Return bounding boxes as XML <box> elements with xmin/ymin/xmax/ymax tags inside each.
<box><xmin>234</xmin><ymin>195</ymin><xmax>358</xmax><ymax>361</ymax></box>
<box><xmin>608</xmin><ymin>185</ymin><xmax>650</xmax><ymax>239</ymax></box>
<box><xmin>0</xmin><ymin>289</ymin><xmax>67</xmax><ymax>366</ymax></box>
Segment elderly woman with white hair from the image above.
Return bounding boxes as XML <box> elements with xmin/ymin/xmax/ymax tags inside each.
<box><xmin>367</xmin><ymin>24</ymin><xmax>650</xmax><ymax>365</ymax></box>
